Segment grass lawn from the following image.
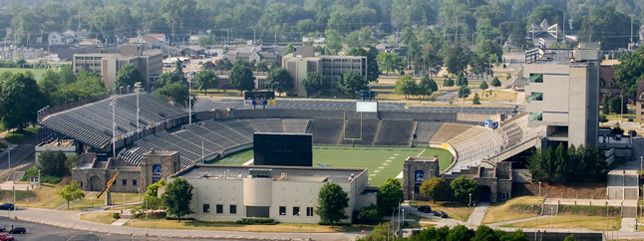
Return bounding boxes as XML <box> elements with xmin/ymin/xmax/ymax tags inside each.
<box><xmin>0</xmin><ymin>68</ymin><xmax>48</xmax><ymax>80</ymax></box>
<box><xmin>80</xmin><ymin>212</ymin><xmax>118</xmax><ymax>224</ymax></box>
<box><xmin>502</xmin><ymin>215</ymin><xmax>621</xmax><ymax>231</ymax></box>
<box><xmin>4</xmin><ymin>126</ymin><xmax>38</xmax><ymax>145</ymax></box>
<box><xmin>482</xmin><ymin>196</ymin><xmax>543</xmax><ymax>224</ymax></box>
<box><xmin>461</xmin><ymin>90</ymin><xmax>517</xmax><ymax>103</ymax></box>
<box><xmin>207</xmin><ymin>149</ymin><xmax>254</xmax><ymax>165</ymax></box>
<box><xmin>410</xmin><ymin>201</ymin><xmax>473</xmax><ymax>222</ymax></box>
<box><xmin>123</xmin><ymin>217</ymin><xmax>372</xmax><ymax>232</ymax></box>
<box><xmin>208</xmin><ymin>146</ymin><xmax>452</xmax><ymax>187</ymax></box>
<box><xmin>68</xmin><ymin>191</ymin><xmax>142</xmax><ymax>210</ymax></box>
<box><xmin>15</xmin><ymin>183</ymin><xmax>66</xmax><ymax>209</ymax></box>
<box><xmin>105</xmin><ymin>204</ymin><xmax>139</xmax><ymax>211</ymax></box>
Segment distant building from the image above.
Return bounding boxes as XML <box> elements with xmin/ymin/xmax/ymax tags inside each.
<box><xmin>79</xmin><ymin>38</ymin><xmax>102</xmax><ymax>46</ymax></box>
<box><xmin>523</xmin><ymin>43</ymin><xmax>601</xmax><ymax>148</ymax></box>
<box><xmin>72</xmin><ymin>45</ymin><xmax>163</xmax><ymax>88</ymax></box>
<box><xmin>281</xmin><ymin>46</ymin><xmax>367</xmax><ymax>97</ymax></box>
<box><xmin>48</xmin><ymin>32</ymin><xmax>64</xmax><ymax>45</ymax></box>
<box><xmin>227</xmin><ymin>46</ymin><xmax>283</xmax><ymax>65</ymax></box>
<box><xmin>0</xmin><ymin>48</ymin><xmax>45</xmax><ymax>61</ymax></box>
<box><xmin>600</xmin><ymin>59</ymin><xmax>622</xmax><ymax>98</ymax></box>
<box><xmin>167</xmin><ymin>164</ymin><xmax>374</xmax><ymax>223</ymax></box>
<box><xmin>636</xmin><ymin>79</ymin><xmax>644</xmax><ymax>121</ymax></box>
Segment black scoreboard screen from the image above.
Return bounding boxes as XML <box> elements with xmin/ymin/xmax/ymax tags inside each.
<box><xmin>253</xmin><ymin>133</ymin><xmax>312</xmax><ymax>166</ymax></box>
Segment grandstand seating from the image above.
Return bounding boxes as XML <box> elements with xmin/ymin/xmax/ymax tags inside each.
<box><xmin>414</xmin><ymin>122</ymin><xmax>443</xmax><ymax>143</ymax></box>
<box><xmin>339</xmin><ymin>119</ymin><xmax>379</xmax><ymax>145</ymax></box>
<box><xmin>119</xmin><ymin>118</ymin><xmax>310</xmax><ymax>167</ymax></box>
<box><xmin>374</xmin><ymin>120</ymin><xmax>414</xmax><ymax>146</ymax></box>
<box><xmin>308</xmin><ymin>119</ymin><xmax>344</xmax><ymax>144</ymax></box>
<box><xmin>429</xmin><ymin>123</ymin><xmax>475</xmax><ymax>143</ymax></box>
<box><xmin>445</xmin><ymin>113</ymin><xmax>545</xmax><ymax>174</ymax></box>
<box><xmin>40</xmin><ymin>93</ymin><xmax>186</xmax><ymax>149</ymax></box>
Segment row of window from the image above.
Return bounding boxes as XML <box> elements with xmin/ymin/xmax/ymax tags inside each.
<box><xmin>203</xmin><ymin>204</ymin><xmax>236</xmax><ymax>214</ymax></box>
<box><xmin>112</xmin><ymin>179</ymin><xmax>137</xmax><ymax>186</ymax></box>
<box><xmin>279</xmin><ymin>206</ymin><xmax>314</xmax><ymax>216</ymax></box>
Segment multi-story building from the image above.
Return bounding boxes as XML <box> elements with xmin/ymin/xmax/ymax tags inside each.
<box><xmin>523</xmin><ymin>43</ymin><xmax>601</xmax><ymax>148</ymax></box>
<box><xmin>73</xmin><ymin>45</ymin><xmax>162</xmax><ymax>88</ymax></box>
<box><xmin>168</xmin><ymin>164</ymin><xmax>375</xmax><ymax>223</ymax></box>
<box><xmin>636</xmin><ymin>79</ymin><xmax>644</xmax><ymax>121</ymax></box>
<box><xmin>282</xmin><ymin>46</ymin><xmax>367</xmax><ymax>97</ymax></box>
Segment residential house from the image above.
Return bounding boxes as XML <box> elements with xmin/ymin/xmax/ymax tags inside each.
<box><xmin>48</xmin><ymin>32</ymin><xmax>64</xmax><ymax>45</ymax></box>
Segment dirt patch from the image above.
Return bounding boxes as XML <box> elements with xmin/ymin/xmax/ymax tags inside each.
<box><xmin>513</xmin><ymin>182</ymin><xmax>606</xmax><ymax>199</ymax></box>
<box><xmin>58</xmin><ymin>176</ymin><xmax>72</xmax><ymax>185</ymax></box>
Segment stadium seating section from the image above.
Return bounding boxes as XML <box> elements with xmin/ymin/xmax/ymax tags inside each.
<box><xmin>118</xmin><ymin>119</ymin><xmax>310</xmax><ymax>167</ymax></box>
<box><xmin>40</xmin><ymin>93</ymin><xmax>186</xmax><ymax>149</ymax></box>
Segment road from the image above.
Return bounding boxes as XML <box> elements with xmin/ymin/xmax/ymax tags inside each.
<box><xmin>0</xmin><ymin>134</ymin><xmax>36</xmax><ymax>170</ymax></box>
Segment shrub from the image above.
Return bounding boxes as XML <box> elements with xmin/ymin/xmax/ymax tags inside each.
<box><xmin>236</xmin><ymin>218</ymin><xmax>277</xmax><ymax>225</ymax></box>
<box><xmin>21</xmin><ymin>166</ymin><xmax>61</xmax><ymax>184</ymax></box>
<box><xmin>112</xmin><ymin>213</ymin><xmax>120</xmax><ymax>219</ymax></box>
<box><xmin>354</xmin><ymin>205</ymin><xmax>383</xmax><ymax>225</ymax></box>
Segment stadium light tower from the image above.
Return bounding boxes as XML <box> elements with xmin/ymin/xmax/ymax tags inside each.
<box><xmin>188</xmin><ymin>75</ymin><xmax>193</xmax><ymax>125</ymax></box>
<box><xmin>110</xmin><ymin>96</ymin><xmax>117</xmax><ymax>157</ymax></box>
<box><xmin>134</xmin><ymin>82</ymin><xmax>142</xmax><ymax>139</ymax></box>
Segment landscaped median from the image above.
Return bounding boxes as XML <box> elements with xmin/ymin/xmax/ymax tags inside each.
<box><xmin>482</xmin><ymin>196</ymin><xmax>543</xmax><ymax>224</ymax></box>
<box><xmin>120</xmin><ymin>215</ymin><xmax>372</xmax><ymax>233</ymax></box>
<box><xmin>500</xmin><ymin>215</ymin><xmax>621</xmax><ymax>231</ymax></box>
<box><xmin>80</xmin><ymin>212</ymin><xmax>119</xmax><ymax>224</ymax></box>
<box><xmin>410</xmin><ymin>200</ymin><xmax>473</xmax><ymax>222</ymax></box>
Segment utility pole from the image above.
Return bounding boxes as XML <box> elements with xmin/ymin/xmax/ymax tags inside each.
<box><xmin>631</xmin><ymin>16</ymin><xmax>634</xmax><ymax>50</ymax></box>
<box><xmin>7</xmin><ymin>150</ymin><xmax>10</xmax><ymax>170</ymax></box>
<box><xmin>188</xmin><ymin>75</ymin><xmax>192</xmax><ymax>125</ymax></box>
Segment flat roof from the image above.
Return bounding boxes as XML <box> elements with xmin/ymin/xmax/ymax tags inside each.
<box><xmin>174</xmin><ymin>164</ymin><xmax>366</xmax><ymax>183</ymax></box>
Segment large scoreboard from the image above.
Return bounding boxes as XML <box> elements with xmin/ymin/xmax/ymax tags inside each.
<box><xmin>244</xmin><ymin>91</ymin><xmax>275</xmax><ymax>106</ymax></box>
<box><xmin>253</xmin><ymin>133</ymin><xmax>313</xmax><ymax>167</ymax></box>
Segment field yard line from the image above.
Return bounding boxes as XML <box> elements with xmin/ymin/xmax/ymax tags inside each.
<box><xmin>417</xmin><ymin>149</ymin><xmax>426</xmax><ymax>157</ymax></box>
<box><xmin>395</xmin><ymin>171</ymin><xmax>403</xmax><ymax>179</ymax></box>
<box><xmin>243</xmin><ymin>159</ymin><xmax>254</xmax><ymax>166</ymax></box>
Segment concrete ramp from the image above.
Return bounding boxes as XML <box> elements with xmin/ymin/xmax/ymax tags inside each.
<box><xmin>607</xmin><ymin>170</ymin><xmax>639</xmax><ymax>200</ymax></box>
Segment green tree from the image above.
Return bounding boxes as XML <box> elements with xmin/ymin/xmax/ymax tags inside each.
<box><xmin>228</xmin><ymin>61</ymin><xmax>255</xmax><ymax>95</ymax></box>
<box><xmin>338</xmin><ymin>72</ymin><xmax>368</xmax><ymax>98</ymax></box>
<box><xmin>614</xmin><ymin>46</ymin><xmax>644</xmax><ymax>98</ymax></box>
<box><xmin>325</xmin><ymin>29</ymin><xmax>343</xmax><ymax>55</ymax></box>
<box><xmin>443</xmin><ymin>43</ymin><xmax>471</xmax><ymax>74</ymax></box>
<box><xmin>57</xmin><ymin>182</ymin><xmax>85</xmax><ymax>209</ymax></box>
<box><xmin>479</xmin><ymin>81</ymin><xmax>488</xmax><ymax>90</ymax></box>
<box><xmin>302</xmin><ymin>72</ymin><xmax>329</xmax><ymax>97</ymax></box>
<box><xmin>115</xmin><ymin>64</ymin><xmax>145</xmax><ymax>88</ymax></box>
<box><xmin>163</xmin><ymin>178</ymin><xmax>194</xmax><ymax>220</ymax></box>
<box><xmin>284</xmin><ymin>42</ymin><xmax>295</xmax><ymax>55</ymax></box>
<box><xmin>450</xmin><ymin>176</ymin><xmax>480</xmax><ymax>204</ymax></box>
<box><xmin>37</xmin><ymin>150</ymin><xmax>68</xmax><ymax>177</ymax></box>
<box><xmin>447</xmin><ymin>225</ymin><xmax>475</xmax><ymax>241</ymax></box>
<box><xmin>0</xmin><ymin>72</ymin><xmax>46</xmax><ymax>131</ymax></box>
<box><xmin>458</xmin><ymin>86</ymin><xmax>471</xmax><ymax>98</ymax></box>
<box><xmin>472</xmin><ymin>93</ymin><xmax>481</xmax><ymax>105</ymax></box>
<box><xmin>354</xmin><ymin>205</ymin><xmax>383</xmax><ymax>225</ymax></box>
<box><xmin>137</xmin><ymin>178</ymin><xmax>167</xmax><ymax>213</ymax></box>
<box><xmin>377</xmin><ymin>52</ymin><xmax>405</xmax><ymax>75</ymax></box>
<box><xmin>316</xmin><ymin>182</ymin><xmax>349</xmax><ymax>227</ymax></box>
<box><xmin>377</xmin><ymin>178</ymin><xmax>403</xmax><ymax>213</ymax></box>
<box><xmin>563</xmin><ymin>234</ymin><xmax>577</xmax><ymax>241</ymax></box>
<box><xmin>420</xmin><ymin>177</ymin><xmax>451</xmax><ymax>203</ymax></box>
<box><xmin>193</xmin><ymin>69</ymin><xmax>219</xmax><ymax>94</ymax></box>
<box><xmin>356</xmin><ymin>222</ymin><xmax>393</xmax><ymax>241</ymax></box>
<box><xmin>420</xmin><ymin>75</ymin><xmax>438</xmax><ymax>92</ymax></box>
<box><xmin>444</xmin><ymin>77</ymin><xmax>455</xmax><ymax>87</ymax></box>
<box><xmin>456</xmin><ymin>72</ymin><xmax>468</xmax><ymax>87</ymax></box>
<box><xmin>154</xmin><ymin>82</ymin><xmax>191</xmax><ymax>108</ymax></box>
<box><xmin>526</xmin><ymin>5</ymin><xmax>563</xmax><ymax>28</ymax></box>
<box><xmin>579</xmin><ymin>6</ymin><xmax>633</xmax><ymax>50</ymax></box>
<box><xmin>395</xmin><ymin>75</ymin><xmax>418</xmax><ymax>99</ymax></box>
<box><xmin>491</xmin><ymin>77</ymin><xmax>501</xmax><ymax>87</ymax></box>
<box><xmin>157</xmin><ymin>72</ymin><xmax>182</xmax><ymax>87</ymax></box>
<box><xmin>346</xmin><ymin>48</ymin><xmax>379</xmax><ymax>83</ymax></box>
<box><xmin>266</xmin><ymin>67</ymin><xmax>293</xmax><ymax>96</ymax></box>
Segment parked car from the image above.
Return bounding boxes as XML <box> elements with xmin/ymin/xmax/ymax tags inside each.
<box><xmin>8</xmin><ymin>227</ymin><xmax>25</xmax><ymax>234</ymax></box>
<box><xmin>0</xmin><ymin>226</ymin><xmax>6</xmax><ymax>232</ymax></box>
<box><xmin>0</xmin><ymin>204</ymin><xmax>14</xmax><ymax>211</ymax></box>
<box><xmin>433</xmin><ymin>211</ymin><xmax>448</xmax><ymax>218</ymax></box>
<box><xmin>417</xmin><ymin>205</ymin><xmax>432</xmax><ymax>213</ymax></box>
<box><xmin>0</xmin><ymin>233</ymin><xmax>13</xmax><ymax>241</ymax></box>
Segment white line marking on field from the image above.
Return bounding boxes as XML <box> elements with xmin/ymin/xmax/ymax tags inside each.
<box><xmin>374</xmin><ymin>170</ymin><xmax>381</xmax><ymax>173</ymax></box>
<box><xmin>386</xmin><ymin>160</ymin><xmax>392</xmax><ymax>162</ymax></box>
<box><xmin>243</xmin><ymin>159</ymin><xmax>254</xmax><ymax>166</ymax></box>
<box><xmin>395</xmin><ymin>171</ymin><xmax>403</xmax><ymax>179</ymax></box>
<box><xmin>369</xmin><ymin>174</ymin><xmax>376</xmax><ymax>177</ymax></box>
<box><xmin>393</xmin><ymin>153</ymin><xmax>399</xmax><ymax>156</ymax></box>
<box><xmin>382</xmin><ymin>163</ymin><xmax>389</xmax><ymax>166</ymax></box>
<box><xmin>417</xmin><ymin>149</ymin><xmax>426</xmax><ymax>157</ymax></box>
<box><xmin>377</xmin><ymin>167</ymin><xmax>384</xmax><ymax>169</ymax></box>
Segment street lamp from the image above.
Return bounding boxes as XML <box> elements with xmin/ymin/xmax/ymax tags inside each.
<box><xmin>309</xmin><ymin>198</ymin><xmax>312</xmax><ymax>241</ymax></box>
<box><xmin>187</xmin><ymin>75</ymin><xmax>192</xmax><ymax>125</ymax></box>
<box><xmin>145</xmin><ymin>194</ymin><xmax>149</xmax><ymax>237</ymax></box>
<box><xmin>538</xmin><ymin>182</ymin><xmax>542</xmax><ymax>197</ymax></box>
<box><xmin>134</xmin><ymin>82</ymin><xmax>142</xmax><ymax>140</ymax></box>
<box><xmin>110</xmin><ymin>96</ymin><xmax>117</xmax><ymax>157</ymax></box>
<box><xmin>469</xmin><ymin>193</ymin><xmax>472</xmax><ymax>207</ymax></box>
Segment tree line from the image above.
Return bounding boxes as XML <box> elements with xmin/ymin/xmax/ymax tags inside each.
<box><xmin>527</xmin><ymin>144</ymin><xmax>607</xmax><ymax>183</ymax></box>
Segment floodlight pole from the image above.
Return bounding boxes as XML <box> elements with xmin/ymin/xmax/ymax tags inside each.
<box><xmin>7</xmin><ymin>150</ymin><xmax>10</xmax><ymax>170</ymax></box>
<box><xmin>111</xmin><ymin>96</ymin><xmax>116</xmax><ymax>157</ymax></box>
<box><xmin>135</xmin><ymin>82</ymin><xmax>141</xmax><ymax>140</ymax></box>
<box><xmin>188</xmin><ymin>76</ymin><xmax>192</xmax><ymax>125</ymax></box>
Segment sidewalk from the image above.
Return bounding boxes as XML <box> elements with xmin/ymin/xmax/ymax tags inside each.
<box><xmin>14</xmin><ymin>207</ymin><xmax>359</xmax><ymax>241</ymax></box>
<box><xmin>466</xmin><ymin>203</ymin><xmax>489</xmax><ymax>226</ymax></box>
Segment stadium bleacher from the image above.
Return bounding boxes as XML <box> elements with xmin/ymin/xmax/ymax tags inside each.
<box><xmin>374</xmin><ymin>120</ymin><xmax>414</xmax><ymax>146</ymax></box>
<box><xmin>308</xmin><ymin>119</ymin><xmax>344</xmax><ymax>144</ymax></box>
<box><xmin>40</xmin><ymin>93</ymin><xmax>186</xmax><ymax>149</ymax></box>
<box><xmin>118</xmin><ymin>118</ymin><xmax>310</xmax><ymax>167</ymax></box>
<box><xmin>414</xmin><ymin>122</ymin><xmax>443</xmax><ymax>143</ymax></box>
<box><xmin>339</xmin><ymin>119</ymin><xmax>380</xmax><ymax>145</ymax></box>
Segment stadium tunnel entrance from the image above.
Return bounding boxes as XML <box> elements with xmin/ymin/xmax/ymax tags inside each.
<box><xmin>89</xmin><ymin>175</ymin><xmax>103</xmax><ymax>191</ymax></box>
<box><xmin>479</xmin><ymin>185</ymin><xmax>492</xmax><ymax>203</ymax></box>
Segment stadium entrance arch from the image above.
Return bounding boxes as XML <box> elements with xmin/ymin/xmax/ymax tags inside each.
<box><xmin>480</xmin><ymin>185</ymin><xmax>492</xmax><ymax>202</ymax></box>
<box><xmin>89</xmin><ymin>176</ymin><xmax>103</xmax><ymax>191</ymax></box>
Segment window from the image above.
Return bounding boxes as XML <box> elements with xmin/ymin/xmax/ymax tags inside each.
<box><xmin>203</xmin><ymin>204</ymin><xmax>210</xmax><ymax>213</ymax></box>
<box><xmin>293</xmin><ymin>206</ymin><xmax>300</xmax><ymax>216</ymax></box>
<box><xmin>122</xmin><ymin>179</ymin><xmax>127</xmax><ymax>186</ymax></box>
<box><xmin>279</xmin><ymin>206</ymin><xmax>286</xmax><ymax>215</ymax></box>
<box><xmin>216</xmin><ymin>204</ymin><xmax>223</xmax><ymax>214</ymax></box>
<box><xmin>230</xmin><ymin>205</ymin><xmax>237</xmax><ymax>214</ymax></box>
<box><xmin>132</xmin><ymin>179</ymin><xmax>137</xmax><ymax>186</ymax></box>
<box><xmin>306</xmin><ymin>207</ymin><xmax>314</xmax><ymax>216</ymax></box>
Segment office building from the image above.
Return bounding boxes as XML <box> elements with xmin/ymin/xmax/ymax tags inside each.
<box><xmin>168</xmin><ymin>164</ymin><xmax>375</xmax><ymax>223</ymax></box>
<box><xmin>523</xmin><ymin>43</ymin><xmax>601</xmax><ymax>147</ymax></box>
<box><xmin>73</xmin><ymin>45</ymin><xmax>163</xmax><ymax>88</ymax></box>
<box><xmin>282</xmin><ymin>46</ymin><xmax>367</xmax><ymax>97</ymax></box>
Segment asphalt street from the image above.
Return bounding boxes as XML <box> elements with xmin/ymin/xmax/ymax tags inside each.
<box><xmin>0</xmin><ymin>135</ymin><xmax>36</xmax><ymax>171</ymax></box>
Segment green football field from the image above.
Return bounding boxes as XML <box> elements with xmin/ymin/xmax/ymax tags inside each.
<box><xmin>0</xmin><ymin>68</ymin><xmax>48</xmax><ymax>80</ymax></box>
<box><xmin>209</xmin><ymin>145</ymin><xmax>453</xmax><ymax>186</ymax></box>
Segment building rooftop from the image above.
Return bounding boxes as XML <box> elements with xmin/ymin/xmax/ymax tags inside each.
<box><xmin>174</xmin><ymin>164</ymin><xmax>366</xmax><ymax>183</ymax></box>
<box><xmin>38</xmin><ymin>139</ymin><xmax>74</xmax><ymax>147</ymax></box>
